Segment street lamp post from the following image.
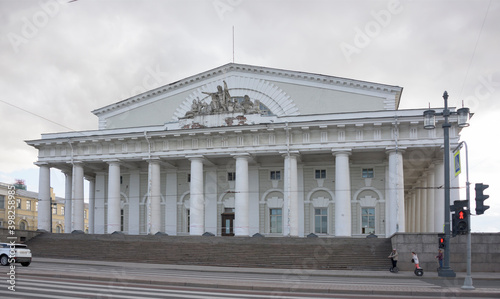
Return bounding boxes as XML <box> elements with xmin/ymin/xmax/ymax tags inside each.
<box><xmin>423</xmin><ymin>91</ymin><xmax>470</xmax><ymax>278</ymax></box>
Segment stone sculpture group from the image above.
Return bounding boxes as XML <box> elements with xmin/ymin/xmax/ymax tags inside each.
<box><xmin>184</xmin><ymin>81</ymin><xmax>261</xmax><ymax>118</ymax></box>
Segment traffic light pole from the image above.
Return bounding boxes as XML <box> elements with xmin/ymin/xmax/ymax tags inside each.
<box><xmin>458</xmin><ymin>141</ymin><xmax>474</xmax><ymax>290</ymax></box>
<box><xmin>439</xmin><ymin>92</ymin><xmax>456</xmax><ymax>278</ymax></box>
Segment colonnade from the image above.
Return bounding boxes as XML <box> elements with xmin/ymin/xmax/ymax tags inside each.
<box><xmin>36</xmin><ymin>148</ymin><xmax>407</xmax><ymax>237</ymax></box>
<box><xmin>405</xmin><ymin>154</ymin><xmax>460</xmax><ymax>233</ymax></box>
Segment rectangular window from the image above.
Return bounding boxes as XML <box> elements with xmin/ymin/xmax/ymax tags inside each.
<box><xmin>35</xmin><ymin>202</ymin><xmax>38</xmax><ymax>211</ymax></box>
<box><xmin>315</xmin><ymin>169</ymin><xmax>326</xmax><ymax>179</ymax></box>
<box><xmin>270</xmin><ymin>208</ymin><xmax>282</xmax><ymax>233</ymax></box>
<box><xmin>227</xmin><ymin>172</ymin><xmax>236</xmax><ymax>181</ymax></box>
<box><xmin>52</xmin><ymin>203</ymin><xmax>57</xmax><ymax>214</ymax></box>
<box><xmin>26</xmin><ymin>200</ymin><xmax>31</xmax><ymax>211</ymax></box>
<box><xmin>84</xmin><ymin>210</ymin><xmax>88</xmax><ymax>219</ymax></box>
<box><xmin>362</xmin><ymin>168</ymin><xmax>374</xmax><ymax>178</ymax></box>
<box><xmin>0</xmin><ymin>195</ymin><xmax>5</xmax><ymax>209</ymax></box>
<box><xmin>61</xmin><ymin>206</ymin><xmax>65</xmax><ymax>216</ymax></box>
<box><xmin>314</xmin><ymin>208</ymin><xmax>328</xmax><ymax>234</ymax></box>
<box><xmin>361</xmin><ymin>207</ymin><xmax>375</xmax><ymax>234</ymax></box>
<box><xmin>187</xmin><ymin>174</ymin><xmax>191</xmax><ymax>183</ymax></box>
<box><xmin>17</xmin><ymin>199</ymin><xmax>21</xmax><ymax>209</ymax></box>
<box><xmin>270</xmin><ymin>171</ymin><xmax>281</xmax><ymax>180</ymax></box>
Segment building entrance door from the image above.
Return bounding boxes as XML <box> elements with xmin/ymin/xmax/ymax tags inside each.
<box><xmin>221</xmin><ymin>213</ymin><xmax>235</xmax><ymax>236</ymax></box>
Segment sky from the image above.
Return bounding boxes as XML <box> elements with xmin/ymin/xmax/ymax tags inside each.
<box><xmin>0</xmin><ymin>0</ymin><xmax>498</xmax><ymax>232</ymax></box>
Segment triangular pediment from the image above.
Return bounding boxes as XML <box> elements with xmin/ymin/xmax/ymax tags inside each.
<box><xmin>92</xmin><ymin>63</ymin><xmax>402</xmax><ymax>130</ymax></box>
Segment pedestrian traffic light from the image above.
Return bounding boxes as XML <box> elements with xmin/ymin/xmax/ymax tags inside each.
<box><xmin>438</xmin><ymin>236</ymin><xmax>445</xmax><ymax>249</ymax></box>
<box><xmin>475</xmin><ymin>183</ymin><xmax>490</xmax><ymax>215</ymax></box>
<box><xmin>452</xmin><ymin>208</ymin><xmax>469</xmax><ymax>237</ymax></box>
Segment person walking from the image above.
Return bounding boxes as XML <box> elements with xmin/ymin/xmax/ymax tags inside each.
<box><xmin>388</xmin><ymin>248</ymin><xmax>398</xmax><ymax>271</ymax></box>
<box><xmin>436</xmin><ymin>249</ymin><xmax>443</xmax><ymax>269</ymax></box>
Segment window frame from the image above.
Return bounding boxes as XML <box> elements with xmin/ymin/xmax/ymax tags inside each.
<box><xmin>269</xmin><ymin>208</ymin><xmax>283</xmax><ymax>234</ymax></box>
<box><xmin>314</xmin><ymin>208</ymin><xmax>328</xmax><ymax>234</ymax></box>
<box><xmin>362</xmin><ymin>168</ymin><xmax>374</xmax><ymax>178</ymax></box>
<box><xmin>315</xmin><ymin>169</ymin><xmax>326</xmax><ymax>179</ymax></box>
<box><xmin>270</xmin><ymin>170</ymin><xmax>281</xmax><ymax>181</ymax></box>
<box><xmin>361</xmin><ymin>207</ymin><xmax>376</xmax><ymax>234</ymax></box>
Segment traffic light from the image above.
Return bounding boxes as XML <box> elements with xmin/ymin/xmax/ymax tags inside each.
<box><xmin>450</xmin><ymin>200</ymin><xmax>468</xmax><ymax>212</ymax></box>
<box><xmin>438</xmin><ymin>235</ymin><xmax>445</xmax><ymax>249</ymax></box>
<box><xmin>475</xmin><ymin>183</ymin><xmax>490</xmax><ymax>215</ymax></box>
<box><xmin>452</xmin><ymin>208</ymin><xmax>469</xmax><ymax>237</ymax></box>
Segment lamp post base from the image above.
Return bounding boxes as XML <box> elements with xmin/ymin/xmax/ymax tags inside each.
<box><xmin>462</xmin><ymin>275</ymin><xmax>475</xmax><ymax>290</ymax></box>
<box><xmin>438</xmin><ymin>267</ymin><xmax>456</xmax><ymax>277</ymax></box>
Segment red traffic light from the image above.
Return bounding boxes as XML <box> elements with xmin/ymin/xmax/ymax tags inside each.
<box><xmin>459</xmin><ymin>211</ymin><xmax>465</xmax><ymax>220</ymax></box>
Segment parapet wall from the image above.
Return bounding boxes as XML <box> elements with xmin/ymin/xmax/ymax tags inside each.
<box><xmin>391</xmin><ymin>233</ymin><xmax>500</xmax><ymax>272</ymax></box>
<box><xmin>0</xmin><ymin>228</ymin><xmax>42</xmax><ymax>243</ymax></box>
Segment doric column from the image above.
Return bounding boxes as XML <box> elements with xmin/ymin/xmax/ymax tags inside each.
<box><xmin>387</xmin><ymin>148</ymin><xmax>405</xmax><ymax>234</ymax></box>
<box><xmin>148</xmin><ymin>159</ymin><xmax>161</xmax><ymax>234</ymax></box>
<box><xmin>415</xmin><ymin>183</ymin><xmax>422</xmax><ymax>232</ymax></box>
<box><xmin>333</xmin><ymin>150</ymin><xmax>351</xmax><ymax>237</ymax></box>
<box><xmin>107</xmin><ymin>160</ymin><xmax>121</xmax><ymax>234</ymax></box>
<box><xmin>189</xmin><ymin>156</ymin><xmax>204</xmax><ymax>235</ymax></box>
<box><xmin>420</xmin><ymin>174</ymin><xmax>428</xmax><ymax>232</ymax></box>
<box><xmin>63</xmin><ymin>170</ymin><xmax>72</xmax><ymax>233</ymax></box>
<box><xmin>234</xmin><ymin>154</ymin><xmax>250</xmax><ymax>236</ymax></box>
<box><xmin>426</xmin><ymin>167</ymin><xmax>435</xmax><ymax>232</ymax></box>
<box><xmin>72</xmin><ymin>162</ymin><xmax>85</xmax><ymax>232</ymax></box>
<box><xmin>434</xmin><ymin>159</ymin><xmax>445</xmax><ymax>232</ymax></box>
<box><xmin>128</xmin><ymin>170</ymin><xmax>140</xmax><ymax>235</ymax></box>
<box><xmin>87</xmin><ymin>177</ymin><xmax>95</xmax><ymax>234</ymax></box>
<box><xmin>94</xmin><ymin>172</ymin><xmax>106</xmax><ymax>234</ymax></box>
<box><xmin>37</xmin><ymin>163</ymin><xmax>51</xmax><ymax>231</ymax></box>
<box><xmin>410</xmin><ymin>191</ymin><xmax>417</xmax><ymax>232</ymax></box>
<box><xmin>165</xmin><ymin>169</ymin><xmax>178</xmax><ymax>235</ymax></box>
<box><xmin>283</xmin><ymin>152</ymin><xmax>299</xmax><ymax>237</ymax></box>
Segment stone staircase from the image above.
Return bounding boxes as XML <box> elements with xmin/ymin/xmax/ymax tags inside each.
<box><xmin>26</xmin><ymin>233</ymin><xmax>393</xmax><ymax>270</ymax></box>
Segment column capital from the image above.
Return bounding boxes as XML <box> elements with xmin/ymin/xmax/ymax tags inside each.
<box><xmin>84</xmin><ymin>176</ymin><xmax>96</xmax><ymax>182</ymax></box>
<box><xmin>280</xmin><ymin>151</ymin><xmax>300</xmax><ymax>158</ymax></box>
<box><xmin>186</xmin><ymin>155</ymin><xmax>204</xmax><ymax>161</ymax></box>
<box><xmin>34</xmin><ymin>162</ymin><xmax>50</xmax><ymax>167</ymax></box>
<box><xmin>385</xmin><ymin>147</ymin><xmax>406</xmax><ymax>154</ymax></box>
<box><xmin>332</xmin><ymin>149</ymin><xmax>351</xmax><ymax>156</ymax></box>
<box><xmin>143</xmin><ymin>157</ymin><xmax>161</xmax><ymax>163</ymax></box>
<box><xmin>232</xmin><ymin>153</ymin><xmax>251</xmax><ymax>159</ymax></box>
<box><xmin>104</xmin><ymin>159</ymin><xmax>121</xmax><ymax>165</ymax></box>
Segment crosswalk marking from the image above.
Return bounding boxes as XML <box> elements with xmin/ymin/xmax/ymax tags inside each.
<box><xmin>0</xmin><ymin>277</ymin><xmax>335</xmax><ymax>299</ymax></box>
<box><xmin>21</xmin><ymin>263</ymin><xmax>438</xmax><ymax>288</ymax></box>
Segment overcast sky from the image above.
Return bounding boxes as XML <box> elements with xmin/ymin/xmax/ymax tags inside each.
<box><xmin>0</xmin><ymin>0</ymin><xmax>498</xmax><ymax>232</ymax></box>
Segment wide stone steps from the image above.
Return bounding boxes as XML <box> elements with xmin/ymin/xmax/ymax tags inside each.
<box><xmin>26</xmin><ymin>233</ymin><xmax>392</xmax><ymax>270</ymax></box>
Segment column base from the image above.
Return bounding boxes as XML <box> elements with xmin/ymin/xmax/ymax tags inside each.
<box><xmin>438</xmin><ymin>267</ymin><xmax>456</xmax><ymax>277</ymax></box>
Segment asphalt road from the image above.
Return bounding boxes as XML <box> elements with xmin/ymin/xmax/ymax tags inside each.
<box><xmin>0</xmin><ymin>259</ymin><xmax>499</xmax><ymax>298</ymax></box>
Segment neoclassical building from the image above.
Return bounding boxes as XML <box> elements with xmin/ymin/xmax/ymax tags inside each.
<box><xmin>26</xmin><ymin>63</ymin><xmax>464</xmax><ymax>237</ymax></box>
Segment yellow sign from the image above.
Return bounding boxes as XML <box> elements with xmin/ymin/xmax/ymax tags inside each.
<box><xmin>454</xmin><ymin>150</ymin><xmax>461</xmax><ymax>177</ymax></box>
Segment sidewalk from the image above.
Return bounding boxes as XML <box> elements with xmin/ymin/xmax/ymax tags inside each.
<box><xmin>21</xmin><ymin>258</ymin><xmax>500</xmax><ymax>298</ymax></box>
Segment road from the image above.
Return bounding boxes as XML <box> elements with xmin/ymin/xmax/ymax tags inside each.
<box><xmin>0</xmin><ymin>259</ymin><xmax>499</xmax><ymax>298</ymax></box>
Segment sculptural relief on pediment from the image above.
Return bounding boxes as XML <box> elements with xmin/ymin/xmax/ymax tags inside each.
<box><xmin>182</xmin><ymin>81</ymin><xmax>262</xmax><ymax>119</ymax></box>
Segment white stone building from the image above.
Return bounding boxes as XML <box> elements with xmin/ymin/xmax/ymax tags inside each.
<box><xmin>26</xmin><ymin>63</ymin><xmax>465</xmax><ymax>237</ymax></box>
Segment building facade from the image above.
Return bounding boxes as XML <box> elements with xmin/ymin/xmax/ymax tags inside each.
<box><xmin>0</xmin><ymin>182</ymin><xmax>88</xmax><ymax>233</ymax></box>
<box><xmin>26</xmin><ymin>63</ymin><xmax>464</xmax><ymax>237</ymax></box>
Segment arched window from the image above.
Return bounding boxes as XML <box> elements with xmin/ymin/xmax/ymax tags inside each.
<box><xmin>19</xmin><ymin>221</ymin><xmax>27</xmax><ymax>230</ymax></box>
